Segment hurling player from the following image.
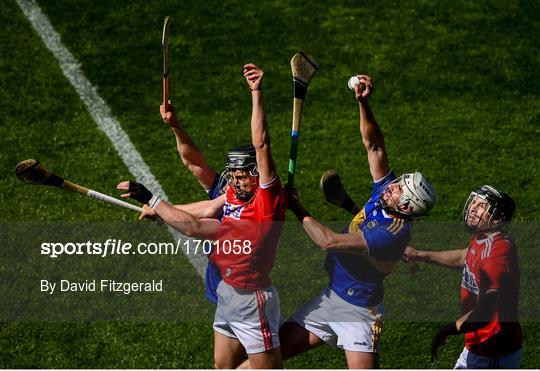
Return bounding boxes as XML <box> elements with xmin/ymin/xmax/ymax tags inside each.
<box><xmin>120</xmin><ymin>63</ymin><xmax>286</xmax><ymax>368</ymax></box>
<box><xmin>405</xmin><ymin>185</ymin><xmax>521</xmax><ymax>368</ymax></box>
<box><xmin>158</xmin><ymin>102</ymin><xmax>226</xmax><ymax>304</ymax></box>
<box><xmin>282</xmin><ymin>75</ymin><xmax>437</xmax><ymax>368</ymax></box>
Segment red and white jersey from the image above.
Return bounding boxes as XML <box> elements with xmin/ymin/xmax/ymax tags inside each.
<box><xmin>210</xmin><ymin>176</ymin><xmax>286</xmax><ymax>290</ymax></box>
<box><xmin>461</xmin><ymin>230</ymin><xmax>522</xmax><ymax>356</ymax></box>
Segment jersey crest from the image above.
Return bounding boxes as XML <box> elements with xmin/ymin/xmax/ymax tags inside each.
<box><xmin>366</xmin><ymin>220</ymin><xmax>378</xmax><ymax>230</ymax></box>
<box><xmin>222</xmin><ymin>203</ymin><xmax>244</xmax><ymax>220</ymax></box>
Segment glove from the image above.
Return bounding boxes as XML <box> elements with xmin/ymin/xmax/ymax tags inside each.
<box><xmin>285</xmin><ymin>185</ymin><xmax>310</xmax><ymax>221</ymax></box>
<box><xmin>431</xmin><ymin>323</ymin><xmax>459</xmax><ymax>361</ymax></box>
<box><xmin>127</xmin><ymin>181</ymin><xmax>153</xmax><ymax>204</ymax></box>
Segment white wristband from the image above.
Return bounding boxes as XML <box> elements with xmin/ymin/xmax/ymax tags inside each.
<box><xmin>149</xmin><ymin>195</ymin><xmax>161</xmax><ymax>209</ymax></box>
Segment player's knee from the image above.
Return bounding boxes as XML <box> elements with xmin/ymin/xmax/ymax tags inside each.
<box><xmin>213</xmin><ymin>354</ymin><xmax>236</xmax><ymax>369</ymax></box>
<box><xmin>214</xmin><ymin>359</ymin><xmax>234</xmax><ymax>369</ymax></box>
<box><xmin>345</xmin><ymin>351</ymin><xmax>377</xmax><ymax>369</ymax></box>
<box><xmin>214</xmin><ymin>352</ymin><xmax>247</xmax><ymax>369</ymax></box>
<box><xmin>248</xmin><ymin>348</ymin><xmax>282</xmax><ymax>369</ymax></box>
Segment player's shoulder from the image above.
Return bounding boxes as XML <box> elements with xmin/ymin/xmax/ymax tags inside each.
<box><xmin>370</xmin><ymin>171</ymin><xmax>396</xmax><ymax>198</ymax></box>
<box><xmin>374</xmin><ymin>170</ymin><xmax>396</xmax><ymax>185</ymax></box>
<box><xmin>480</xmin><ymin>230</ymin><xmax>516</xmax><ymax>261</ymax></box>
<box><xmin>259</xmin><ymin>174</ymin><xmax>283</xmax><ymax>191</ymax></box>
<box><xmin>374</xmin><ymin>170</ymin><xmax>395</xmax><ymax>184</ymax></box>
<box><xmin>257</xmin><ymin>175</ymin><xmax>286</xmax><ymax>202</ymax></box>
<box><xmin>363</xmin><ymin>215</ymin><xmax>411</xmax><ymax>241</ymax></box>
<box><xmin>491</xmin><ymin>230</ymin><xmax>515</xmax><ymax>249</ymax></box>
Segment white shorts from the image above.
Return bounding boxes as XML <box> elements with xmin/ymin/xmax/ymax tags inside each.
<box><xmin>290</xmin><ymin>287</ymin><xmax>383</xmax><ymax>353</ymax></box>
<box><xmin>454</xmin><ymin>347</ymin><xmax>522</xmax><ymax>369</ymax></box>
<box><xmin>213</xmin><ymin>280</ymin><xmax>281</xmax><ymax>354</ymax></box>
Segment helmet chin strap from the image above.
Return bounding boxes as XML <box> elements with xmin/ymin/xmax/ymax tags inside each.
<box><xmin>464</xmin><ymin>217</ymin><xmax>481</xmax><ymax>233</ymax></box>
<box><xmin>379</xmin><ymin>188</ymin><xmax>410</xmax><ymax>217</ymax></box>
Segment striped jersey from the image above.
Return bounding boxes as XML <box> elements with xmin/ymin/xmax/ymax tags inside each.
<box><xmin>325</xmin><ymin>171</ymin><xmax>411</xmax><ymax>307</ymax></box>
<box><xmin>462</xmin><ymin>230</ymin><xmax>522</xmax><ymax>356</ymax></box>
<box><xmin>210</xmin><ymin>176</ymin><xmax>286</xmax><ymax>290</ymax></box>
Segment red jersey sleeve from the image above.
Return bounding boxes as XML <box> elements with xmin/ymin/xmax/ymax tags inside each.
<box><xmin>257</xmin><ymin>176</ymin><xmax>286</xmax><ymax>219</ymax></box>
<box><xmin>479</xmin><ymin>238</ymin><xmax>512</xmax><ymax>292</ymax></box>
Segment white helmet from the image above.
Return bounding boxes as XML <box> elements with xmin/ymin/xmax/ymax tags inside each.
<box><xmin>384</xmin><ymin>172</ymin><xmax>436</xmax><ymax>216</ymax></box>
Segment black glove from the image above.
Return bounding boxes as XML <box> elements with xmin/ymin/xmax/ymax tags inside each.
<box><xmin>431</xmin><ymin>323</ymin><xmax>460</xmax><ymax>361</ymax></box>
<box><xmin>285</xmin><ymin>185</ymin><xmax>310</xmax><ymax>221</ymax></box>
<box><xmin>127</xmin><ymin>181</ymin><xmax>153</xmax><ymax>204</ymax></box>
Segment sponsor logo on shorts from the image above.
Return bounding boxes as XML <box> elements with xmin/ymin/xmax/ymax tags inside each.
<box><xmin>354</xmin><ymin>341</ymin><xmax>368</xmax><ymax>346</ymax></box>
<box><xmin>246</xmin><ymin>343</ymin><xmax>265</xmax><ymax>350</ymax></box>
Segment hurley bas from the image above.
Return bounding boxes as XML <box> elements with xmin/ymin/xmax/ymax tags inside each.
<box><xmin>41</xmin><ymin>279</ymin><xmax>163</xmax><ymax>295</ymax></box>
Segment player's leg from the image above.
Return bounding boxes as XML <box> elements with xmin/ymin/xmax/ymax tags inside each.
<box><xmin>246</xmin><ymin>347</ymin><xmax>282</xmax><ymax>369</ymax></box>
<box><xmin>221</xmin><ymin>284</ymin><xmax>282</xmax><ymax>368</ymax></box>
<box><xmin>344</xmin><ymin>351</ymin><xmax>379</xmax><ymax>369</ymax></box>
<box><xmin>327</xmin><ymin>291</ymin><xmax>383</xmax><ymax>369</ymax></box>
<box><xmin>213</xmin><ymin>281</ymin><xmax>247</xmax><ymax>368</ymax></box>
<box><xmin>279</xmin><ymin>287</ymin><xmax>339</xmax><ymax>360</ymax></box>
<box><xmin>279</xmin><ymin>321</ymin><xmax>324</xmax><ymax>360</ymax></box>
<box><xmin>236</xmin><ymin>322</ymin><xmax>323</xmax><ymax>369</ymax></box>
<box><xmin>213</xmin><ymin>331</ymin><xmax>246</xmax><ymax>369</ymax></box>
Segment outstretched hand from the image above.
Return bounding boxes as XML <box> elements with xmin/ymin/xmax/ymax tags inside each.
<box><xmin>160</xmin><ymin>102</ymin><xmax>181</xmax><ymax>129</ymax></box>
<box><xmin>116</xmin><ymin>180</ymin><xmax>153</xmax><ymax>205</ymax></box>
<box><xmin>285</xmin><ymin>184</ymin><xmax>301</xmax><ymax>208</ymax></box>
<box><xmin>402</xmin><ymin>246</ymin><xmax>421</xmax><ymax>262</ymax></box>
<box><xmin>285</xmin><ymin>185</ymin><xmax>311</xmax><ymax>221</ymax></box>
<box><xmin>401</xmin><ymin>246</ymin><xmax>422</xmax><ymax>275</ymax></box>
<box><xmin>354</xmin><ymin>75</ymin><xmax>374</xmax><ymax>101</ymax></box>
<box><xmin>243</xmin><ymin>63</ymin><xmax>264</xmax><ymax>91</ymax></box>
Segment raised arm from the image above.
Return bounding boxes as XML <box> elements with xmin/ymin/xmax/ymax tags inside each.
<box><xmin>160</xmin><ymin>104</ymin><xmax>217</xmax><ymax>190</ymax></box>
<box><xmin>404</xmin><ymin>246</ymin><xmax>467</xmax><ymax>269</ymax></box>
<box><xmin>354</xmin><ymin>75</ymin><xmax>390</xmax><ymax>181</ymax></box>
<box><xmin>243</xmin><ymin>64</ymin><xmax>276</xmax><ymax>185</ymax></box>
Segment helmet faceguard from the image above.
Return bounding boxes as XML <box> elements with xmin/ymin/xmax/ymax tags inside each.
<box><xmin>380</xmin><ymin>172</ymin><xmax>436</xmax><ymax>217</ymax></box>
<box><xmin>463</xmin><ymin>185</ymin><xmax>515</xmax><ymax>232</ymax></box>
<box><xmin>224</xmin><ymin>144</ymin><xmax>259</xmax><ymax>201</ymax></box>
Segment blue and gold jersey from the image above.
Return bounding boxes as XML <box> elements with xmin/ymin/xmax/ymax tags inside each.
<box><xmin>325</xmin><ymin>171</ymin><xmax>411</xmax><ymax>307</ymax></box>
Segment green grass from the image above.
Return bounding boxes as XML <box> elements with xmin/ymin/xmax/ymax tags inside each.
<box><xmin>1</xmin><ymin>0</ymin><xmax>539</xmax><ymax>368</ymax></box>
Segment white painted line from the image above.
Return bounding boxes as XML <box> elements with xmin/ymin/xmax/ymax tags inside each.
<box><xmin>15</xmin><ymin>0</ymin><xmax>207</xmax><ymax>277</ymax></box>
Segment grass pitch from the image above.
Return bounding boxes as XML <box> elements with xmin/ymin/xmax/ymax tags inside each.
<box><xmin>1</xmin><ymin>0</ymin><xmax>539</xmax><ymax>368</ymax></box>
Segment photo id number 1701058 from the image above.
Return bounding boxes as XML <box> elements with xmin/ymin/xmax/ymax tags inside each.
<box><xmin>183</xmin><ymin>239</ymin><xmax>252</xmax><ymax>255</ymax></box>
